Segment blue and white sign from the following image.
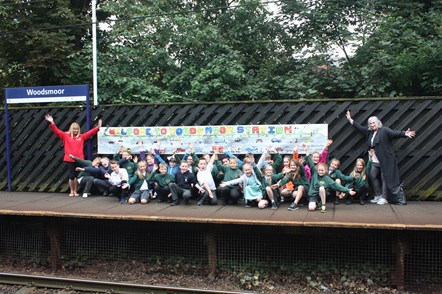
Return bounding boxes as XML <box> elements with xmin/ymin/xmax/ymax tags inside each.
<box><xmin>4</xmin><ymin>85</ymin><xmax>88</xmax><ymax>104</ymax></box>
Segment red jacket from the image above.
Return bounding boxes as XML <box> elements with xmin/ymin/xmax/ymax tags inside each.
<box><xmin>49</xmin><ymin>123</ymin><xmax>99</xmax><ymax>162</ymax></box>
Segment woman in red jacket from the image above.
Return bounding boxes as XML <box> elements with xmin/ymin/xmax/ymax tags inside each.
<box><xmin>45</xmin><ymin>114</ymin><xmax>102</xmax><ymax>197</ymax></box>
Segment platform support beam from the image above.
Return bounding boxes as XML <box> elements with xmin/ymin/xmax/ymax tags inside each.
<box><xmin>47</xmin><ymin>223</ymin><xmax>61</xmax><ymax>271</ymax></box>
<box><xmin>391</xmin><ymin>233</ymin><xmax>408</xmax><ymax>291</ymax></box>
<box><xmin>207</xmin><ymin>231</ymin><xmax>217</xmax><ymax>278</ymax></box>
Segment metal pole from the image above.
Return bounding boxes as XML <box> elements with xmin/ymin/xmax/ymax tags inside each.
<box><xmin>86</xmin><ymin>85</ymin><xmax>92</xmax><ymax>159</ymax></box>
<box><xmin>4</xmin><ymin>97</ymin><xmax>12</xmax><ymax>191</ymax></box>
<box><xmin>92</xmin><ymin>0</ymin><xmax>98</xmax><ymax>106</ymax></box>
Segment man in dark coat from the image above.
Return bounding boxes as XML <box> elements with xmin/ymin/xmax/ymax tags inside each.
<box><xmin>346</xmin><ymin>111</ymin><xmax>416</xmax><ymax>205</ymax></box>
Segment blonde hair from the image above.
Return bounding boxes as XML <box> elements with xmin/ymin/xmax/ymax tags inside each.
<box><xmin>353</xmin><ymin>158</ymin><xmax>367</xmax><ymax>180</ymax></box>
<box><xmin>68</xmin><ymin>122</ymin><xmax>80</xmax><ymax>138</ymax></box>
<box><xmin>330</xmin><ymin>158</ymin><xmax>340</xmax><ymax>166</ymax></box>
<box><xmin>317</xmin><ymin>162</ymin><xmax>328</xmax><ymax>175</ymax></box>
<box><xmin>242</xmin><ymin>163</ymin><xmax>252</xmax><ymax>171</ymax></box>
<box><xmin>262</xmin><ymin>164</ymin><xmax>274</xmax><ymax>185</ymax></box>
<box><xmin>311</xmin><ymin>151</ymin><xmax>321</xmax><ymax>159</ymax></box>
<box><xmin>229</xmin><ymin>157</ymin><xmax>238</xmax><ymax>164</ymax></box>
<box><xmin>92</xmin><ymin>157</ymin><xmax>102</xmax><ymax>164</ymax></box>
<box><xmin>136</xmin><ymin>161</ymin><xmax>148</xmax><ymax>179</ymax></box>
<box><xmin>158</xmin><ymin>162</ymin><xmax>168</xmax><ymax>170</ymax></box>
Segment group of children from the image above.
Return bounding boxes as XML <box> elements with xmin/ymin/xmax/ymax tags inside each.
<box><xmin>71</xmin><ymin>140</ymin><xmax>373</xmax><ymax>213</ymax></box>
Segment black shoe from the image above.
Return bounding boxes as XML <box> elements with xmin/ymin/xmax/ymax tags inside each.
<box><xmin>102</xmin><ymin>191</ymin><xmax>109</xmax><ymax>196</ymax></box>
<box><xmin>280</xmin><ymin>197</ymin><xmax>285</xmax><ymax>204</ymax></box>
<box><xmin>346</xmin><ymin>198</ymin><xmax>352</xmax><ymax>205</ymax></box>
<box><xmin>359</xmin><ymin>198</ymin><xmax>365</xmax><ymax>205</ymax></box>
<box><xmin>245</xmin><ymin>201</ymin><xmax>251</xmax><ymax>208</ymax></box>
<box><xmin>119</xmin><ymin>197</ymin><xmax>127</xmax><ymax>204</ymax></box>
<box><xmin>167</xmin><ymin>198</ymin><xmax>174</xmax><ymax>203</ymax></box>
<box><xmin>288</xmin><ymin>202</ymin><xmax>299</xmax><ymax>211</ymax></box>
<box><xmin>183</xmin><ymin>198</ymin><xmax>189</xmax><ymax>204</ymax></box>
<box><xmin>197</xmin><ymin>200</ymin><xmax>203</xmax><ymax>206</ymax></box>
<box><xmin>170</xmin><ymin>200</ymin><xmax>180</xmax><ymax>206</ymax></box>
<box><xmin>271</xmin><ymin>201</ymin><xmax>278</xmax><ymax>210</ymax></box>
<box><xmin>221</xmin><ymin>200</ymin><xmax>228</xmax><ymax>206</ymax></box>
<box><xmin>334</xmin><ymin>198</ymin><xmax>340</xmax><ymax>205</ymax></box>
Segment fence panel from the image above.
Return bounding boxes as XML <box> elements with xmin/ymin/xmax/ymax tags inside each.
<box><xmin>1</xmin><ymin>98</ymin><xmax>441</xmax><ymax>200</ymax></box>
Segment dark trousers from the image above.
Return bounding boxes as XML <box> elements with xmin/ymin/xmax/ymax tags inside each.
<box><xmin>218</xmin><ymin>186</ymin><xmax>242</xmax><ymax>204</ymax></box>
<box><xmin>93</xmin><ymin>179</ymin><xmax>111</xmax><ymax>194</ymax></box>
<box><xmin>169</xmin><ymin>183</ymin><xmax>192</xmax><ymax>201</ymax></box>
<box><xmin>369</xmin><ymin>163</ymin><xmax>387</xmax><ymax>197</ymax></box>
<box><xmin>154</xmin><ymin>184</ymin><xmax>171</xmax><ymax>201</ymax></box>
<box><xmin>79</xmin><ymin>176</ymin><xmax>96</xmax><ymax>194</ymax></box>
<box><xmin>198</xmin><ymin>190</ymin><xmax>218</xmax><ymax>205</ymax></box>
<box><xmin>94</xmin><ymin>179</ymin><xmax>128</xmax><ymax>199</ymax></box>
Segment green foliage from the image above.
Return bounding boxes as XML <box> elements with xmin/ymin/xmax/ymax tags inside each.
<box><xmin>0</xmin><ymin>0</ymin><xmax>91</xmax><ymax>88</ymax></box>
<box><xmin>348</xmin><ymin>1</ymin><xmax>442</xmax><ymax>97</ymax></box>
<box><xmin>2</xmin><ymin>0</ymin><xmax>442</xmax><ymax>101</ymax></box>
<box><xmin>67</xmin><ymin>0</ymin><xmax>297</xmax><ymax>103</ymax></box>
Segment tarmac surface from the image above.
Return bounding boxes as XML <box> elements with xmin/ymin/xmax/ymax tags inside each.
<box><xmin>0</xmin><ymin>191</ymin><xmax>441</xmax><ymax>231</ymax></box>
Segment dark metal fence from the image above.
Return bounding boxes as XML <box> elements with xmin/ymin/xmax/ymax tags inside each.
<box><xmin>1</xmin><ymin>97</ymin><xmax>441</xmax><ymax>200</ymax></box>
<box><xmin>0</xmin><ymin>215</ymin><xmax>440</xmax><ymax>292</ymax></box>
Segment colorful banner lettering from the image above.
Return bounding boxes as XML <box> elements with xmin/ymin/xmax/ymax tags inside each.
<box><xmin>97</xmin><ymin>124</ymin><xmax>328</xmax><ymax>155</ymax></box>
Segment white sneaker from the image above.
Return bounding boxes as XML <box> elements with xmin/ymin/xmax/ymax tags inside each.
<box><xmin>370</xmin><ymin>196</ymin><xmax>381</xmax><ymax>203</ymax></box>
<box><xmin>82</xmin><ymin>193</ymin><xmax>88</xmax><ymax>198</ymax></box>
<box><xmin>376</xmin><ymin>198</ymin><xmax>388</xmax><ymax>205</ymax></box>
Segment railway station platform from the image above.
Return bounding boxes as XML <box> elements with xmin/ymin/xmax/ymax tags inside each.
<box><xmin>0</xmin><ymin>191</ymin><xmax>441</xmax><ymax>230</ymax></box>
<box><xmin>1</xmin><ymin>191</ymin><xmax>441</xmax><ymax>292</ymax></box>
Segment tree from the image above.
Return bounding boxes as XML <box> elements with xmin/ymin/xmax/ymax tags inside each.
<box><xmin>0</xmin><ymin>0</ymin><xmax>92</xmax><ymax>88</ymax></box>
<box><xmin>3</xmin><ymin>0</ymin><xmax>442</xmax><ymax>102</ymax></box>
<box><xmin>348</xmin><ymin>1</ymin><xmax>442</xmax><ymax>97</ymax></box>
<box><xmin>278</xmin><ymin>0</ymin><xmax>442</xmax><ymax>98</ymax></box>
<box><xmin>67</xmin><ymin>0</ymin><xmax>296</xmax><ymax>103</ymax></box>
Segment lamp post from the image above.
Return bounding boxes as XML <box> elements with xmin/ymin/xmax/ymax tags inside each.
<box><xmin>92</xmin><ymin>0</ymin><xmax>98</xmax><ymax>106</ymax></box>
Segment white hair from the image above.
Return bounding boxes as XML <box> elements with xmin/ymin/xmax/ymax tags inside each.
<box><xmin>367</xmin><ymin>116</ymin><xmax>383</xmax><ymax>129</ymax></box>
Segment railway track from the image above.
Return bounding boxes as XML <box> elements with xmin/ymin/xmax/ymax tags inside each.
<box><xmin>0</xmin><ymin>272</ymin><xmax>252</xmax><ymax>294</ymax></box>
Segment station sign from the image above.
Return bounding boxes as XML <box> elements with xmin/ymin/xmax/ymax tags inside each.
<box><xmin>5</xmin><ymin>85</ymin><xmax>88</xmax><ymax>104</ymax></box>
